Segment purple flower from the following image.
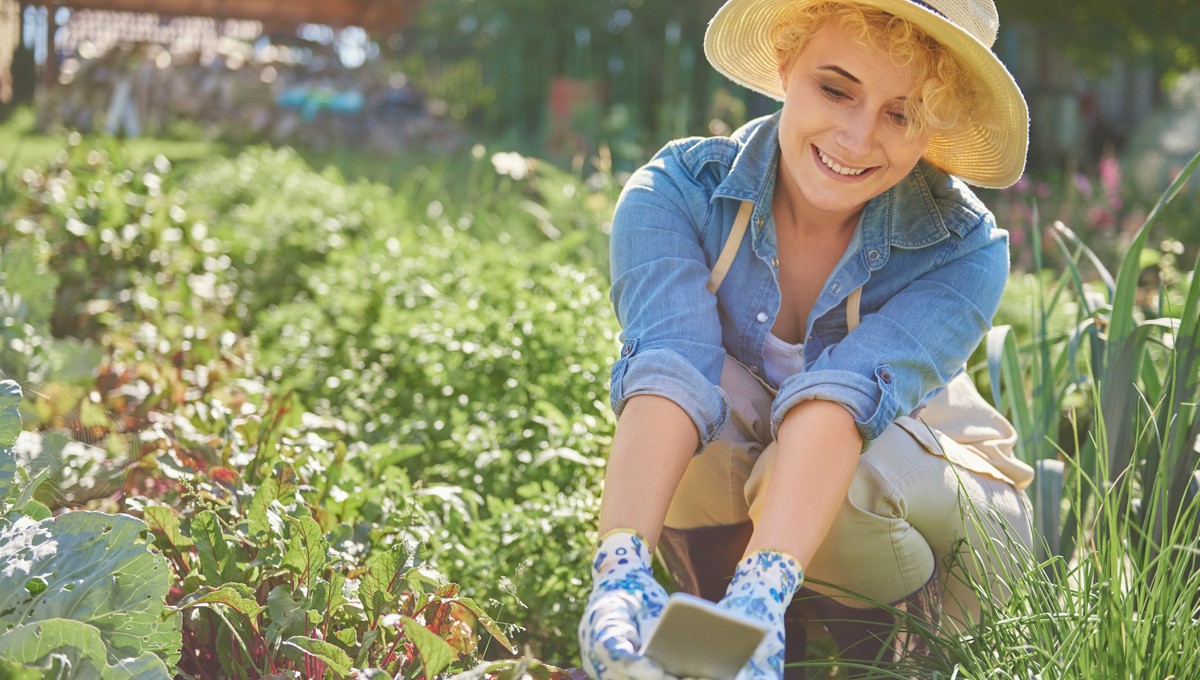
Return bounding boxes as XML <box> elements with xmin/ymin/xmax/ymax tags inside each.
<box><xmin>1074</xmin><ymin>173</ymin><xmax>1093</xmax><ymax>196</ymax></box>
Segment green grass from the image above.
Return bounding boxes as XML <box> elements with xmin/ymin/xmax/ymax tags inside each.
<box><xmin>0</xmin><ymin>106</ymin><xmax>467</xmax><ymax>191</ymax></box>
<box><xmin>0</xmin><ymin>107</ymin><xmax>231</xmax><ymax>173</ymax></box>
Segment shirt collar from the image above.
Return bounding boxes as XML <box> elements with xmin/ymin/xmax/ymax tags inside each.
<box><xmin>711</xmin><ymin>111</ymin><xmax>783</xmax><ymax>206</ymax></box>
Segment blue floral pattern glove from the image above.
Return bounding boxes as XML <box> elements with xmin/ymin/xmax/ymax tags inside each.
<box><xmin>717</xmin><ymin>550</ymin><xmax>804</xmax><ymax>679</ymax></box>
<box><xmin>578</xmin><ymin>530</ymin><xmax>673</xmax><ymax>680</ymax></box>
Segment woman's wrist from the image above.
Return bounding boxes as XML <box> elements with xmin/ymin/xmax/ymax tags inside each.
<box><xmin>731</xmin><ymin>549</ymin><xmax>804</xmax><ymax>596</ymax></box>
<box><xmin>592</xmin><ymin>529</ymin><xmax>655</xmax><ymax>578</ymax></box>
<box><xmin>598</xmin><ymin>527</ymin><xmax>648</xmax><ymax>544</ymax></box>
<box><xmin>597</xmin><ymin>394</ymin><xmax>698</xmax><ymax>549</ymax></box>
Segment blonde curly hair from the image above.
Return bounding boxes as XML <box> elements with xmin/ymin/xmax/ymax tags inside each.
<box><xmin>771</xmin><ymin>2</ymin><xmax>989</xmax><ymax>140</ymax></box>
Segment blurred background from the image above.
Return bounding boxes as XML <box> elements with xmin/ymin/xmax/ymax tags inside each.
<box><xmin>4</xmin><ymin>0</ymin><xmax>1200</xmax><ymax>270</ymax></box>
<box><xmin>1</xmin><ymin>2</ymin><xmax>1199</xmax><ymax>675</ymax></box>
<box><xmin>3</xmin><ymin>0</ymin><xmax>1199</xmax><ymax>182</ymax></box>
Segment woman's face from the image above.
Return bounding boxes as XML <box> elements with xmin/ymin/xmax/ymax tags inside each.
<box><xmin>775</xmin><ymin>21</ymin><xmax>931</xmax><ymax>221</ymax></box>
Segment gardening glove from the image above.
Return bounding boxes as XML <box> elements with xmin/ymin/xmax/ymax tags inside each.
<box><xmin>716</xmin><ymin>550</ymin><xmax>804</xmax><ymax>680</ymax></box>
<box><xmin>578</xmin><ymin>529</ymin><xmax>674</xmax><ymax>680</ymax></box>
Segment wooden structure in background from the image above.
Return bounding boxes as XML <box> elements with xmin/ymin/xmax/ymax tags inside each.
<box><xmin>48</xmin><ymin>0</ymin><xmax>420</xmax><ymax>33</ymax></box>
<box><xmin>19</xmin><ymin>0</ymin><xmax>423</xmax><ymax>90</ymax></box>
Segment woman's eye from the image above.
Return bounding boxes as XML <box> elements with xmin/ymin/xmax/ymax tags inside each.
<box><xmin>820</xmin><ymin>84</ymin><xmax>848</xmax><ymax>101</ymax></box>
<box><xmin>888</xmin><ymin>111</ymin><xmax>910</xmax><ymax>126</ymax></box>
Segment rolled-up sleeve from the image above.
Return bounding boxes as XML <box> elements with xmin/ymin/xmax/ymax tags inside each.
<box><xmin>608</xmin><ymin>144</ymin><xmax>730</xmax><ymax>446</ymax></box>
<box><xmin>771</xmin><ymin>213</ymin><xmax>1009</xmax><ymax>448</ymax></box>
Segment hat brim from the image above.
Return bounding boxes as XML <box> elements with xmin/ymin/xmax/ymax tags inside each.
<box><xmin>705</xmin><ymin>0</ymin><xmax>1028</xmax><ymax>188</ymax></box>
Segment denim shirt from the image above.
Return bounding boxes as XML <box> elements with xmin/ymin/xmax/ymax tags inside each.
<box><xmin>608</xmin><ymin>112</ymin><xmax>1009</xmax><ymax>449</ymax></box>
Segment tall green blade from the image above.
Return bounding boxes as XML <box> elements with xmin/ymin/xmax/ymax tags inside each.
<box><xmin>1161</xmin><ymin>259</ymin><xmax>1200</xmax><ymax>543</ymax></box>
<box><xmin>1103</xmin><ymin>151</ymin><xmax>1200</xmax><ymax>499</ymax></box>
<box><xmin>1103</xmin><ymin>323</ymin><xmax>1161</xmax><ymax>485</ymax></box>
<box><xmin>987</xmin><ymin>325</ymin><xmax>1038</xmax><ymax>464</ymax></box>
<box><xmin>1051</xmin><ymin>220</ymin><xmax>1116</xmax><ymax>300</ymax></box>
<box><xmin>1144</xmin><ymin>150</ymin><xmax>1200</xmax><ymax>224</ymax></box>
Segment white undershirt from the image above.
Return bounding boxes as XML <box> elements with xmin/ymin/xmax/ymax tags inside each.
<box><xmin>762</xmin><ymin>332</ymin><xmax>806</xmax><ymax>386</ymax></box>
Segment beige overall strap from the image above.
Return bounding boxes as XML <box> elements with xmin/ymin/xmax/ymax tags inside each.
<box><xmin>707</xmin><ymin>201</ymin><xmax>754</xmax><ymax>294</ymax></box>
<box><xmin>706</xmin><ymin>202</ymin><xmax>863</xmax><ymax>333</ymax></box>
<box><xmin>846</xmin><ymin>286</ymin><xmax>862</xmax><ymax>332</ymax></box>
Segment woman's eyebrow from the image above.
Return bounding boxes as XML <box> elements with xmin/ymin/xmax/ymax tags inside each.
<box><xmin>818</xmin><ymin>64</ymin><xmax>909</xmax><ymax>101</ymax></box>
<box><xmin>818</xmin><ymin>65</ymin><xmax>860</xmax><ymax>83</ymax></box>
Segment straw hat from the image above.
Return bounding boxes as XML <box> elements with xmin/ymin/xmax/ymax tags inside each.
<box><xmin>705</xmin><ymin>0</ymin><xmax>1029</xmax><ymax>189</ymax></box>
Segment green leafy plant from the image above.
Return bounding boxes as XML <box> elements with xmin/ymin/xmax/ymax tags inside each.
<box><xmin>131</xmin><ymin>394</ymin><xmax>564</xmax><ymax>679</ymax></box>
<box><xmin>2</xmin><ymin>140</ymin><xmax>599</xmax><ymax>672</ymax></box>
<box><xmin>0</xmin><ymin>380</ymin><xmax>182</xmax><ymax>678</ymax></box>
<box><xmin>986</xmin><ymin>150</ymin><xmax>1200</xmax><ymax>564</ymax></box>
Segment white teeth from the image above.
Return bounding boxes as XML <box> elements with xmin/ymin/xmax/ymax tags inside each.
<box><xmin>817</xmin><ymin>148</ymin><xmax>867</xmax><ymax>176</ymax></box>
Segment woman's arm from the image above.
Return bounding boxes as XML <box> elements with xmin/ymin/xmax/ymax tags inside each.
<box><xmin>773</xmin><ymin>212</ymin><xmax>1009</xmax><ymax>446</ymax></box>
<box><xmin>599</xmin><ymin>394</ymin><xmax>861</xmax><ymax>566</ymax></box>
<box><xmin>746</xmin><ymin>399</ymin><xmax>861</xmax><ymax>564</ymax></box>
<box><xmin>608</xmin><ymin>142</ymin><xmax>736</xmax><ymax>452</ymax></box>
<box><xmin>597</xmin><ymin>394</ymin><xmax>699</xmax><ymax>548</ymax></box>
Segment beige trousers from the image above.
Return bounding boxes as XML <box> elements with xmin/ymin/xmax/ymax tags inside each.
<box><xmin>663</xmin><ymin>356</ymin><xmax>1034</xmax><ymax>629</ymax></box>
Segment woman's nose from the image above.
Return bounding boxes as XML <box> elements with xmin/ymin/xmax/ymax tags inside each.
<box><xmin>836</xmin><ymin>109</ymin><xmax>877</xmax><ymax>156</ymax></box>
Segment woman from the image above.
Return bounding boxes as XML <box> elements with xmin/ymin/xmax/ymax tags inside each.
<box><xmin>578</xmin><ymin>0</ymin><xmax>1035</xmax><ymax>677</ymax></box>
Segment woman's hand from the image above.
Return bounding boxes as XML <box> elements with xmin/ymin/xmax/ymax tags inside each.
<box><xmin>717</xmin><ymin>550</ymin><xmax>804</xmax><ymax>679</ymax></box>
<box><xmin>578</xmin><ymin>530</ymin><xmax>675</xmax><ymax>680</ymax></box>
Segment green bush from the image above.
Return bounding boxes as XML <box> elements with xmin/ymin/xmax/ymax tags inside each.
<box><xmin>250</xmin><ymin>227</ymin><xmax>617</xmax><ymax>664</ymax></box>
<box><xmin>1</xmin><ymin>139</ymin><xmax>619</xmax><ymax>670</ymax></box>
<box><xmin>179</xmin><ymin>147</ymin><xmax>396</xmax><ymax>321</ymax></box>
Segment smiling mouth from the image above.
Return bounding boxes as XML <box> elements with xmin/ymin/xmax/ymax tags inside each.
<box><xmin>815</xmin><ymin>146</ymin><xmax>872</xmax><ymax>177</ymax></box>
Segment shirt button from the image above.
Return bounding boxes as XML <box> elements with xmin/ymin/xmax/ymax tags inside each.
<box><xmin>622</xmin><ymin>343</ymin><xmax>633</xmax><ymax>356</ymax></box>
<box><xmin>879</xmin><ymin>368</ymin><xmax>893</xmax><ymax>383</ymax></box>
<box><xmin>771</xmin><ymin>257</ymin><xmax>779</xmax><ymax>268</ymax></box>
<box><xmin>832</xmin><ymin>283</ymin><xmax>842</xmax><ymax>294</ymax></box>
<box><xmin>868</xmin><ymin>250</ymin><xmax>881</xmax><ymax>261</ymax></box>
<box><xmin>756</xmin><ymin>312</ymin><xmax>768</xmax><ymax>323</ymax></box>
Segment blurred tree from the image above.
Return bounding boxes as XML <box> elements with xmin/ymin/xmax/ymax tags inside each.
<box><xmin>393</xmin><ymin>0</ymin><xmax>724</xmax><ymax>152</ymax></box>
<box><xmin>1006</xmin><ymin>0</ymin><xmax>1199</xmax><ymax>76</ymax></box>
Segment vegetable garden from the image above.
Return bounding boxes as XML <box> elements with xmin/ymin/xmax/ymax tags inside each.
<box><xmin>1</xmin><ymin>114</ymin><xmax>1199</xmax><ymax>677</ymax></box>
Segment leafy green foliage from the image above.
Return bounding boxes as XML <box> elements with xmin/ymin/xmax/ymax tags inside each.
<box><xmin>0</xmin><ymin>381</ymin><xmax>183</xmax><ymax>677</ymax></box>
<box><xmin>1004</xmin><ymin>0</ymin><xmax>1199</xmax><ymax>75</ymax></box>
<box><xmin>0</xmin><ymin>380</ymin><xmax>19</xmax><ymax>510</ymax></box>
<box><xmin>0</xmin><ymin>513</ymin><xmax>182</xmax><ymax>669</ymax></box>
<box><xmin>0</xmin><ymin>619</ymin><xmax>171</xmax><ymax>679</ymax></box>
<box><xmin>150</xmin><ymin>404</ymin><xmax>532</xmax><ymax>678</ymax></box>
<box><xmin>986</xmin><ymin>150</ymin><xmax>1200</xmax><ymax>565</ymax></box>
<box><xmin>1</xmin><ymin>135</ymin><xmax>570</xmax><ymax>672</ymax></box>
<box><xmin>177</xmin><ymin>147</ymin><xmax>394</xmax><ymax>321</ymax></box>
